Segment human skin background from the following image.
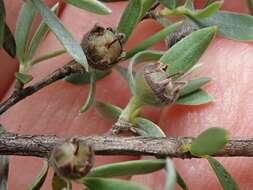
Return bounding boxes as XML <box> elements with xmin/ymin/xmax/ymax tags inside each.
<box><xmin>0</xmin><ymin>0</ymin><xmax>253</xmax><ymax>189</ymax></box>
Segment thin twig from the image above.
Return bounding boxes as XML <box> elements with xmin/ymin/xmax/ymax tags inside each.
<box><xmin>0</xmin><ymin>61</ymin><xmax>85</xmax><ymax>115</ymax></box>
<box><xmin>0</xmin><ymin>132</ymin><xmax>252</xmax><ymax>159</ymax></box>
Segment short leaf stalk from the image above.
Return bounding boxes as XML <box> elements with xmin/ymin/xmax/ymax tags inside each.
<box><xmin>111</xmin><ymin>96</ymin><xmax>144</xmax><ymax>134</ymax></box>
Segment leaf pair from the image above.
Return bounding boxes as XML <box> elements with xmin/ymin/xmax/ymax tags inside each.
<box><xmin>27</xmin><ymin>160</ymin><xmax>72</xmax><ymax>190</ymax></box>
<box><xmin>15</xmin><ymin>1</ymin><xmax>60</xmax><ymax>84</ymax></box>
<box><xmin>185</xmin><ymin>127</ymin><xmax>239</xmax><ymax>190</ymax></box>
<box><xmin>83</xmin><ymin>159</ymin><xmax>166</xmax><ymax>190</ymax></box>
<box><xmin>117</xmin><ymin>0</ymin><xmax>158</xmax><ymax>43</ymax></box>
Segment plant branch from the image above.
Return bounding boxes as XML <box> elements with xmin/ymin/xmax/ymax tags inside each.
<box><xmin>0</xmin><ymin>132</ymin><xmax>253</xmax><ymax>159</ymax></box>
<box><xmin>0</xmin><ymin>60</ymin><xmax>85</xmax><ymax>115</ymax></box>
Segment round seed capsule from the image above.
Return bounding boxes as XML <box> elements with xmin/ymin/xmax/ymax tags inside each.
<box><xmin>81</xmin><ymin>24</ymin><xmax>124</xmax><ymax>71</ymax></box>
<box><xmin>50</xmin><ymin>138</ymin><xmax>94</xmax><ymax>180</ymax></box>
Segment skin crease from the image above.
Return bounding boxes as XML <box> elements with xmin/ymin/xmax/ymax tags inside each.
<box><xmin>0</xmin><ymin>0</ymin><xmax>252</xmax><ymax>189</ymax></box>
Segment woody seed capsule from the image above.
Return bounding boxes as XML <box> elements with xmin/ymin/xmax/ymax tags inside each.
<box><xmin>134</xmin><ymin>62</ymin><xmax>186</xmax><ymax>106</ymax></box>
<box><xmin>81</xmin><ymin>24</ymin><xmax>124</xmax><ymax>71</ymax></box>
<box><xmin>50</xmin><ymin>138</ymin><xmax>94</xmax><ymax>180</ymax></box>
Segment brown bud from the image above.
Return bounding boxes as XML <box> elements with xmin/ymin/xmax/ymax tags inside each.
<box><xmin>134</xmin><ymin>62</ymin><xmax>186</xmax><ymax>106</ymax></box>
<box><xmin>50</xmin><ymin>138</ymin><xmax>94</xmax><ymax>180</ymax></box>
<box><xmin>166</xmin><ymin>20</ymin><xmax>199</xmax><ymax>47</ymax></box>
<box><xmin>81</xmin><ymin>24</ymin><xmax>124</xmax><ymax>71</ymax></box>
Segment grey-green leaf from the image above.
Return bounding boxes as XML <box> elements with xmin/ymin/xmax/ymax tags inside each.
<box><xmin>191</xmin><ymin>0</ymin><xmax>223</xmax><ymax>19</ymax></box>
<box><xmin>247</xmin><ymin>0</ymin><xmax>253</xmax><ymax>15</ymax></box>
<box><xmin>81</xmin><ymin>69</ymin><xmax>96</xmax><ymax>112</ymax></box>
<box><xmin>199</xmin><ymin>11</ymin><xmax>253</xmax><ymax>41</ymax></box>
<box><xmin>27</xmin><ymin>2</ymin><xmax>60</xmax><ymax>61</ymax></box>
<box><xmin>160</xmin><ymin>27</ymin><xmax>216</xmax><ymax>77</ymax></box>
<box><xmin>0</xmin><ymin>125</ymin><xmax>8</xmax><ymax>190</ymax></box>
<box><xmin>94</xmin><ymin>101</ymin><xmax>122</xmax><ymax>122</ymax></box>
<box><xmin>0</xmin><ymin>0</ymin><xmax>5</xmax><ymax>48</ymax></box>
<box><xmin>176</xmin><ymin>171</ymin><xmax>189</xmax><ymax>190</ymax></box>
<box><xmin>88</xmin><ymin>159</ymin><xmax>165</xmax><ymax>178</ymax></box>
<box><xmin>125</xmin><ymin>21</ymin><xmax>182</xmax><ymax>59</ymax></box>
<box><xmin>52</xmin><ymin>172</ymin><xmax>72</xmax><ymax>190</ymax></box>
<box><xmin>15</xmin><ymin>1</ymin><xmax>36</xmax><ymax>63</ymax></box>
<box><xmin>32</xmin><ymin>0</ymin><xmax>88</xmax><ymax>71</ymax></box>
<box><xmin>207</xmin><ymin>156</ymin><xmax>240</xmax><ymax>190</ymax></box>
<box><xmin>176</xmin><ymin>89</ymin><xmax>213</xmax><ymax>105</ymax></box>
<box><xmin>117</xmin><ymin>0</ymin><xmax>143</xmax><ymax>43</ymax></box>
<box><xmin>65</xmin><ymin>69</ymin><xmax>110</xmax><ymax>84</ymax></box>
<box><xmin>63</xmin><ymin>0</ymin><xmax>111</xmax><ymax>15</ymax></box>
<box><xmin>83</xmin><ymin>178</ymin><xmax>149</xmax><ymax>190</ymax></box>
<box><xmin>134</xmin><ymin>117</ymin><xmax>166</xmax><ymax>137</ymax></box>
<box><xmin>141</xmin><ymin>0</ymin><xmax>157</xmax><ymax>18</ymax></box>
<box><xmin>205</xmin><ymin>0</ymin><xmax>214</xmax><ymax>7</ymax></box>
<box><xmin>165</xmin><ymin>158</ymin><xmax>176</xmax><ymax>190</ymax></box>
<box><xmin>3</xmin><ymin>23</ymin><xmax>16</xmax><ymax>58</ymax></box>
<box><xmin>184</xmin><ymin>0</ymin><xmax>194</xmax><ymax>10</ymax></box>
<box><xmin>190</xmin><ymin>127</ymin><xmax>229</xmax><ymax>156</ymax></box>
<box><xmin>15</xmin><ymin>72</ymin><xmax>33</xmax><ymax>84</ymax></box>
<box><xmin>160</xmin><ymin>0</ymin><xmax>178</xmax><ymax>9</ymax></box>
<box><xmin>179</xmin><ymin>77</ymin><xmax>211</xmax><ymax>97</ymax></box>
<box><xmin>27</xmin><ymin>160</ymin><xmax>49</xmax><ymax>190</ymax></box>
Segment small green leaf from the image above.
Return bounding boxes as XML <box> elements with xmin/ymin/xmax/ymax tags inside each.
<box><xmin>176</xmin><ymin>89</ymin><xmax>213</xmax><ymax>105</ymax></box>
<box><xmin>27</xmin><ymin>2</ymin><xmax>60</xmax><ymax>61</ymax></box>
<box><xmin>83</xmin><ymin>178</ymin><xmax>149</xmax><ymax>190</ymax></box>
<box><xmin>191</xmin><ymin>0</ymin><xmax>223</xmax><ymax>19</ymax></box>
<box><xmin>176</xmin><ymin>171</ymin><xmax>189</xmax><ymax>190</ymax></box>
<box><xmin>190</xmin><ymin>127</ymin><xmax>229</xmax><ymax>156</ymax></box>
<box><xmin>15</xmin><ymin>72</ymin><xmax>33</xmax><ymax>84</ymax></box>
<box><xmin>94</xmin><ymin>101</ymin><xmax>122</xmax><ymax>122</ymax></box>
<box><xmin>207</xmin><ymin>156</ymin><xmax>240</xmax><ymax>190</ymax></box>
<box><xmin>52</xmin><ymin>173</ymin><xmax>72</xmax><ymax>190</ymax></box>
<box><xmin>128</xmin><ymin>50</ymin><xmax>164</xmax><ymax>94</ymax></box>
<box><xmin>160</xmin><ymin>0</ymin><xmax>178</xmax><ymax>9</ymax></box>
<box><xmin>165</xmin><ymin>158</ymin><xmax>176</xmax><ymax>190</ymax></box>
<box><xmin>160</xmin><ymin>27</ymin><xmax>216</xmax><ymax>78</ymax></box>
<box><xmin>199</xmin><ymin>11</ymin><xmax>253</xmax><ymax>41</ymax></box>
<box><xmin>134</xmin><ymin>117</ymin><xmax>166</xmax><ymax>137</ymax></box>
<box><xmin>117</xmin><ymin>0</ymin><xmax>143</xmax><ymax>43</ymax></box>
<box><xmin>0</xmin><ymin>124</ymin><xmax>8</xmax><ymax>190</ymax></box>
<box><xmin>15</xmin><ymin>1</ymin><xmax>36</xmax><ymax>63</ymax></box>
<box><xmin>125</xmin><ymin>21</ymin><xmax>182</xmax><ymax>59</ymax></box>
<box><xmin>88</xmin><ymin>159</ymin><xmax>165</xmax><ymax>178</ymax></box>
<box><xmin>3</xmin><ymin>23</ymin><xmax>16</xmax><ymax>58</ymax></box>
<box><xmin>179</xmin><ymin>77</ymin><xmax>211</xmax><ymax>97</ymax></box>
<box><xmin>81</xmin><ymin>69</ymin><xmax>96</xmax><ymax>112</ymax></box>
<box><xmin>204</xmin><ymin>0</ymin><xmax>214</xmax><ymax>7</ymax></box>
<box><xmin>0</xmin><ymin>0</ymin><xmax>5</xmax><ymax>48</ymax></box>
<box><xmin>65</xmin><ymin>69</ymin><xmax>111</xmax><ymax>84</ymax></box>
<box><xmin>184</xmin><ymin>0</ymin><xmax>194</xmax><ymax>10</ymax></box>
<box><xmin>27</xmin><ymin>160</ymin><xmax>49</xmax><ymax>190</ymax></box>
<box><xmin>63</xmin><ymin>0</ymin><xmax>111</xmax><ymax>15</ymax></box>
<box><xmin>32</xmin><ymin>0</ymin><xmax>88</xmax><ymax>71</ymax></box>
<box><xmin>141</xmin><ymin>0</ymin><xmax>157</xmax><ymax>18</ymax></box>
<box><xmin>247</xmin><ymin>0</ymin><xmax>253</xmax><ymax>15</ymax></box>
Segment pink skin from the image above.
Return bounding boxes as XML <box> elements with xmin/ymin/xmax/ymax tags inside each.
<box><xmin>0</xmin><ymin>0</ymin><xmax>252</xmax><ymax>189</ymax></box>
